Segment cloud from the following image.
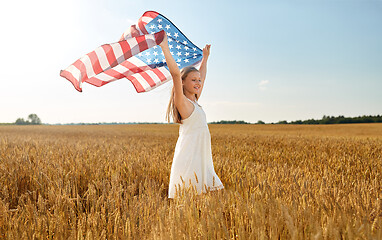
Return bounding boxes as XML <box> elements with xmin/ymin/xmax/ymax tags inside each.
<box><xmin>258</xmin><ymin>80</ymin><xmax>269</xmax><ymax>91</ymax></box>
<box><xmin>125</xmin><ymin>18</ymin><xmax>136</xmax><ymax>25</ymax></box>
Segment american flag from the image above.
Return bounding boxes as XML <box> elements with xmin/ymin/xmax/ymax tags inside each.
<box><xmin>60</xmin><ymin>11</ymin><xmax>203</xmax><ymax>92</ymax></box>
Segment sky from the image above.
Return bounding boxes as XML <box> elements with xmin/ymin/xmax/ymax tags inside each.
<box><xmin>0</xmin><ymin>0</ymin><xmax>381</xmax><ymax>124</ymax></box>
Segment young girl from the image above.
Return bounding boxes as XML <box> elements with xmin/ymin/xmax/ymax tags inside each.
<box><xmin>159</xmin><ymin>34</ymin><xmax>224</xmax><ymax>199</ymax></box>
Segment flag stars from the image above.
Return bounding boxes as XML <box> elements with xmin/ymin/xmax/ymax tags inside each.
<box><xmin>182</xmin><ymin>40</ymin><xmax>187</xmax><ymax>45</ymax></box>
<box><xmin>193</xmin><ymin>47</ymin><xmax>196</xmax><ymax>51</ymax></box>
<box><xmin>185</xmin><ymin>52</ymin><xmax>189</xmax><ymax>56</ymax></box>
<box><xmin>167</xmin><ymin>32</ymin><xmax>171</xmax><ymax>37</ymax></box>
<box><xmin>184</xmin><ymin>59</ymin><xmax>189</xmax><ymax>63</ymax></box>
<box><xmin>168</xmin><ymin>38</ymin><xmax>173</xmax><ymax>43</ymax></box>
<box><xmin>174</xmin><ymin>33</ymin><xmax>179</xmax><ymax>38</ymax></box>
<box><xmin>154</xmin><ymin>59</ymin><xmax>159</xmax><ymax>63</ymax></box>
<box><xmin>145</xmin><ymin>52</ymin><xmax>151</xmax><ymax>56</ymax></box>
<box><xmin>177</xmin><ymin>58</ymin><xmax>181</xmax><ymax>62</ymax></box>
<box><xmin>138</xmin><ymin>53</ymin><xmax>143</xmax><ymax>57</ymax></box>
<box><xmin>165</xmin><ymin>24</ymin><xmax>170</xmax><ymax>30</ymax></box>
<box><xmin>184</xmin><ymin>46</ymin><xmax>189</xmax><ymax>50</ymax></box>
<box><xmin>177</xmin><ymin>51</ymin><xmax>182</xmax><ymax>56</ymax></box>
<box><xmin>176</xmin><ymin>45</ymin><xmax>181</xmax><ymax>50</ymax></box>
<box><xmin>158</xmin><ymin>18</ymin><xmax>162</xmax><ymax>23</ymax></box>
<box><xmin>149</xmin><ymin>25</ymin><xmax>155</xmax><ymax>29</ymax></box>
<box><xmin>147</xmin><ymin>59</ymin><xmax>152</xmax><ymax>63</ymax></box>
<box><xmin>158</xmin><ymin>24</ymin><xmax>162</xmax><ymax>29</ymax></box>
<box><xmin>169</xmin><ymin>44</ymin><xmax>173</xmax><ymax>49</ymax></box>
<box><xmin>153</xmin><ymin>51</ymin><xmax>158</xmax><ymax>56</ymax></box>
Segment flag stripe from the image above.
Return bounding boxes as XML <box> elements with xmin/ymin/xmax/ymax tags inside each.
<box><xmin>152</xmin><ymin>67</ymin><xmax>166</xmax><ymax>82</ymax></box>
<box><xmin>111</xmin><ymin>42</ymin><xmax>125</xmax><ymax>64</ymax></box>
<box><xmin>128</xmin><ymin>74</ymin><xmax>150</xmax><ymax>92</ymax></box>
<box><xmin>145</xmin><ymin>70</ymin><xmax>160</xmax><ymax>85</ymax></box>
<box><xmin>102</xmin><ymin>44</ymin><xmax>117</xmax><ymax>67</ymax></box>
<box><xmin>81</xmin><ymin>55</ymin><xmax>95</xmax><ymax>81</ymax></box>
<box><xmin>119</xmin><ymin>40</ymin><xmax>132</xmax><ymax>61</ymax></box>
<box><xmin>140</xmin><ymin>71</ymin><xmax>156</xmax><ymax>87</ymax></box>
<box><xmin>88</xmin><ymin>51</ymin><xmax>103</xmax><ymax>78</ymax></box>
<box><xmin>136</xmin><ymin>35</ymin><xmax>149</xmax><ymax>54</ymax></box>
<box><xmin>94</xmin><ymin>47</ymin><xmax>111</xmax><ymax>71</ymax></box>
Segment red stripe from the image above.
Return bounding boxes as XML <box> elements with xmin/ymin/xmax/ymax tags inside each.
<box><xmin>119</xmin><ymin>41</ymin><xmax>132</xmax><ymax>61</ymax></box>
<box><xmin>139</xmin><ymin>71</ymin><xmax>156</xmax><ymax>87</ymax></box>
<box><xmin>85</xmin><ymin>77</ymin><xmax>105</xmax><ymax>87</ymax></box>
<box><xmin>130</xmin><ymin>25</ymin><xmax>140</xmax><ymax>37</ymax></box>
<box><xmin>103</xmin><ymin>68</ymin><xmax>125</xmax><ymax>80</ymax></box>
<box><xmin>152</xmin><ymin>68</ymin><xmax>166</xmax><ymax>82</ymax></box>
<box><xmin>121</xmin><ymin>60</ymin><xmax>144</xmax><ymax>74</ymax></box>
<box><xmin>138</xmin><ymin>12</ymin><xmax>159</xmax><ymax>35</ymax></box>
<box><xmin>72</xmin><ymin>59</ymin><xmax>89</xmax><ymax>82</ymax></box>
<box><xmin>88</xmin><ymin>51</ymin><xmax>103</xmax><ymax>76</ymax></box>
<box><xmin>154</xmin><ymin>30</ymin><xmax>165</xmax><ymax>45</ymax></box>
<box><xmin>102</xmin><ymin>45</ymin><xmax>118</xmax><ymax>68</ymax></box>
<box><xmin>142</xmin><ymin>11</ymin><xmax>159</xmax><ymax>19</ymax></box>
<box><xmin>85</xmin><ymin>68</ymin><xmax>125</xmax><ymax>87</ymax></box>
<box><xmin>60</xmin><ymin>70</ymin><xmax>82</xmax><ymax>92</ymax></box>
<box><xmin>127</xmin><ymin>75</ymin><xmax>145</xmax><ymax>93</ymax></box>
<box><xmin>138</xmin><ymin>19</ymin><xmax>148</xmax><ymax>34</ymax></box>
<box><xmin>136</xmin><ymin>35</ymin><xmax>149</xmax><ymax>53</ymax></box>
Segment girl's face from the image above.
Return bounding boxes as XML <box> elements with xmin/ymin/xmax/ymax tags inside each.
<box><xmin>182</xmin><ymin>71</ymin><xmax>201</xmax><ymax>95</ymax></box>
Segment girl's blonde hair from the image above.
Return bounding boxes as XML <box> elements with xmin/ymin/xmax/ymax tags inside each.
<box><xmin>166</xmin><ymin>66</ymin><xmax>199</xmax><ymax>124</ymax></box>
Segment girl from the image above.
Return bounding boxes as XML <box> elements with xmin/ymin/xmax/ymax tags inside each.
<box><xmin>159</xmin><ymin>34</ymin><xmax>224</xmax><ymax>198</ymax></box>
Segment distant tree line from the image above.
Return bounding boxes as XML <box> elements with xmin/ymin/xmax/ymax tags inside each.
<box><xmin>209</xmin><ymin>120</ymin><xmax>250</xmax><ymax>124</ymax></box>
<box><xmin>275</xmin><ymin>115</ymin><xmax>382</xmax><ymax>125</ymax></box>
<box><xmin>15</xmin><ymin>114</ymin><xmax>42</xmax><ymax>125</ymax></box>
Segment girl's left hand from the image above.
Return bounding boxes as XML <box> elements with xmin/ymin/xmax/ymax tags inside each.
<box><xmin>203</xmin><ymin>44</ymin><xmax>211</xmax><ymax>59</ymax></box>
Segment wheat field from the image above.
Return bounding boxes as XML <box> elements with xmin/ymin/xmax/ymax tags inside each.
<box><xmin>0</xmin><ymin>123</ymin><xmax>381</xmax><ymax>239</ymax></box>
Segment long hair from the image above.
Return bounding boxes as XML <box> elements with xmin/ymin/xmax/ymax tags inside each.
<box><xmin>166</xmin><ymin>66</ymin><xmax>199</xmax><ymax>124</ymax></box>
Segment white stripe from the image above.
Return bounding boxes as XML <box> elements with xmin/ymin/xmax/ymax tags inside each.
<box><xmin>126</xmin><ymin>37</ymin><xmax>140</xmax><ymax>56</ymax></box>
<box><xmin>66</xmin><ymin>65</ymin><xmax>81</xmax><ymax>81</ymax></box>
<box><xmin>81</xmin><ymin>54</ymin><xmax>96</xmax><ymax>79</ymax></box>
<box><xmin>113</xmin><ymin>64</ymin><xmax>131</xmax><ymax>76</ymax></box>
<box><xmin>133</xmin><ymin>73</ymin><xmax>152</xmax><ymax>91</ymax></box>
<box><xmin>111</xmin><ymin>42</ymin><xmax>124</xmax><ymax>64</ymax></box>
<box><xmin>94</xmin><ymin>47</ymin><xmax>110</xmax><ymax>71</ymax></box>
<box><xmin>146</xmin><ymin>70</ymin><xmax>161</xmax><ymax>85</ymax></box>
<box><xmin>135</xmin><ymin>23</ymin><xmax>145</xmax><ymax>35</ymax></box>
<box><xmin>141</xmin><ymin>16</ymin><xmax>152</xmax><ymax>24</ymax></box>
<box><xmin>128</xmin><ymin>56</ymin><xmax>149</xmax><ymax>67</ymax></box>
<box><xmin>145</xmin><ymin>34</ymin><xmax>157</xmax><ymax>48</ymax></box>
<box><xmin>91</xmin><ymin>64</ymin><xmax>130</xmax><ymax>83</ymax></box>
<box><xmin>158</xmin><ymin>66</ymin><xmax>172</xmax><ymax>81</ymax></box>
<box><xmin>94</xmin><ymin>72</ymin><xmax>115</xmax><ymax>82</ymax></box>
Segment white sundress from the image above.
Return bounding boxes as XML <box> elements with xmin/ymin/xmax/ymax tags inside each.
<box><xmin>168</xmin><ymin>98</ymin><xmax>224</xmax><ymax>198</ymax></box>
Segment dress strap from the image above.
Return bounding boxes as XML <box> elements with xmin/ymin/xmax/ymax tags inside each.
<box><xmin>186</xmin><ymin>97</ymin><xmax>196</xmax><ymax>104</ymax></box>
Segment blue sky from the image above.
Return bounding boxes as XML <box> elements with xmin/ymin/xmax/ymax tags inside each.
<box><xmin>0</xmin><ymin>0</ymin><xmax>381</xmax><ymax>124</ymax></box>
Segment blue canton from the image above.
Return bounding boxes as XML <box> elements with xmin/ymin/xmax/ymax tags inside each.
<box><xmin>135</xmin><ymin>15</ymin><xmax>203</xmax><ymax>70</ymax></box>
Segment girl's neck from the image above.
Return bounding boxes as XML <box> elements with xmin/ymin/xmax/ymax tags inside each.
<box><xmin>185</xmin><ymin>93</ymin><xmax>196</xmax><ymax>102</ymax></box>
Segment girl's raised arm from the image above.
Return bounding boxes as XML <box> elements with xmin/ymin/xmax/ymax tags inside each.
<box><xmin>197</xmin><ymin>44</ymin><xmax>211</xmax><ymax>99</ymax></box>
<box><xmin>159</xmin><ymin>34</ymin><xmax>182</xmax><ymax>97</ymax></box>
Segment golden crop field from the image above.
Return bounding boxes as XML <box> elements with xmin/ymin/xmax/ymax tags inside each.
<box><xmin>0</xmin><ymin>123</ymin><xmax>381</xmax><ymax>239</ymax></box>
